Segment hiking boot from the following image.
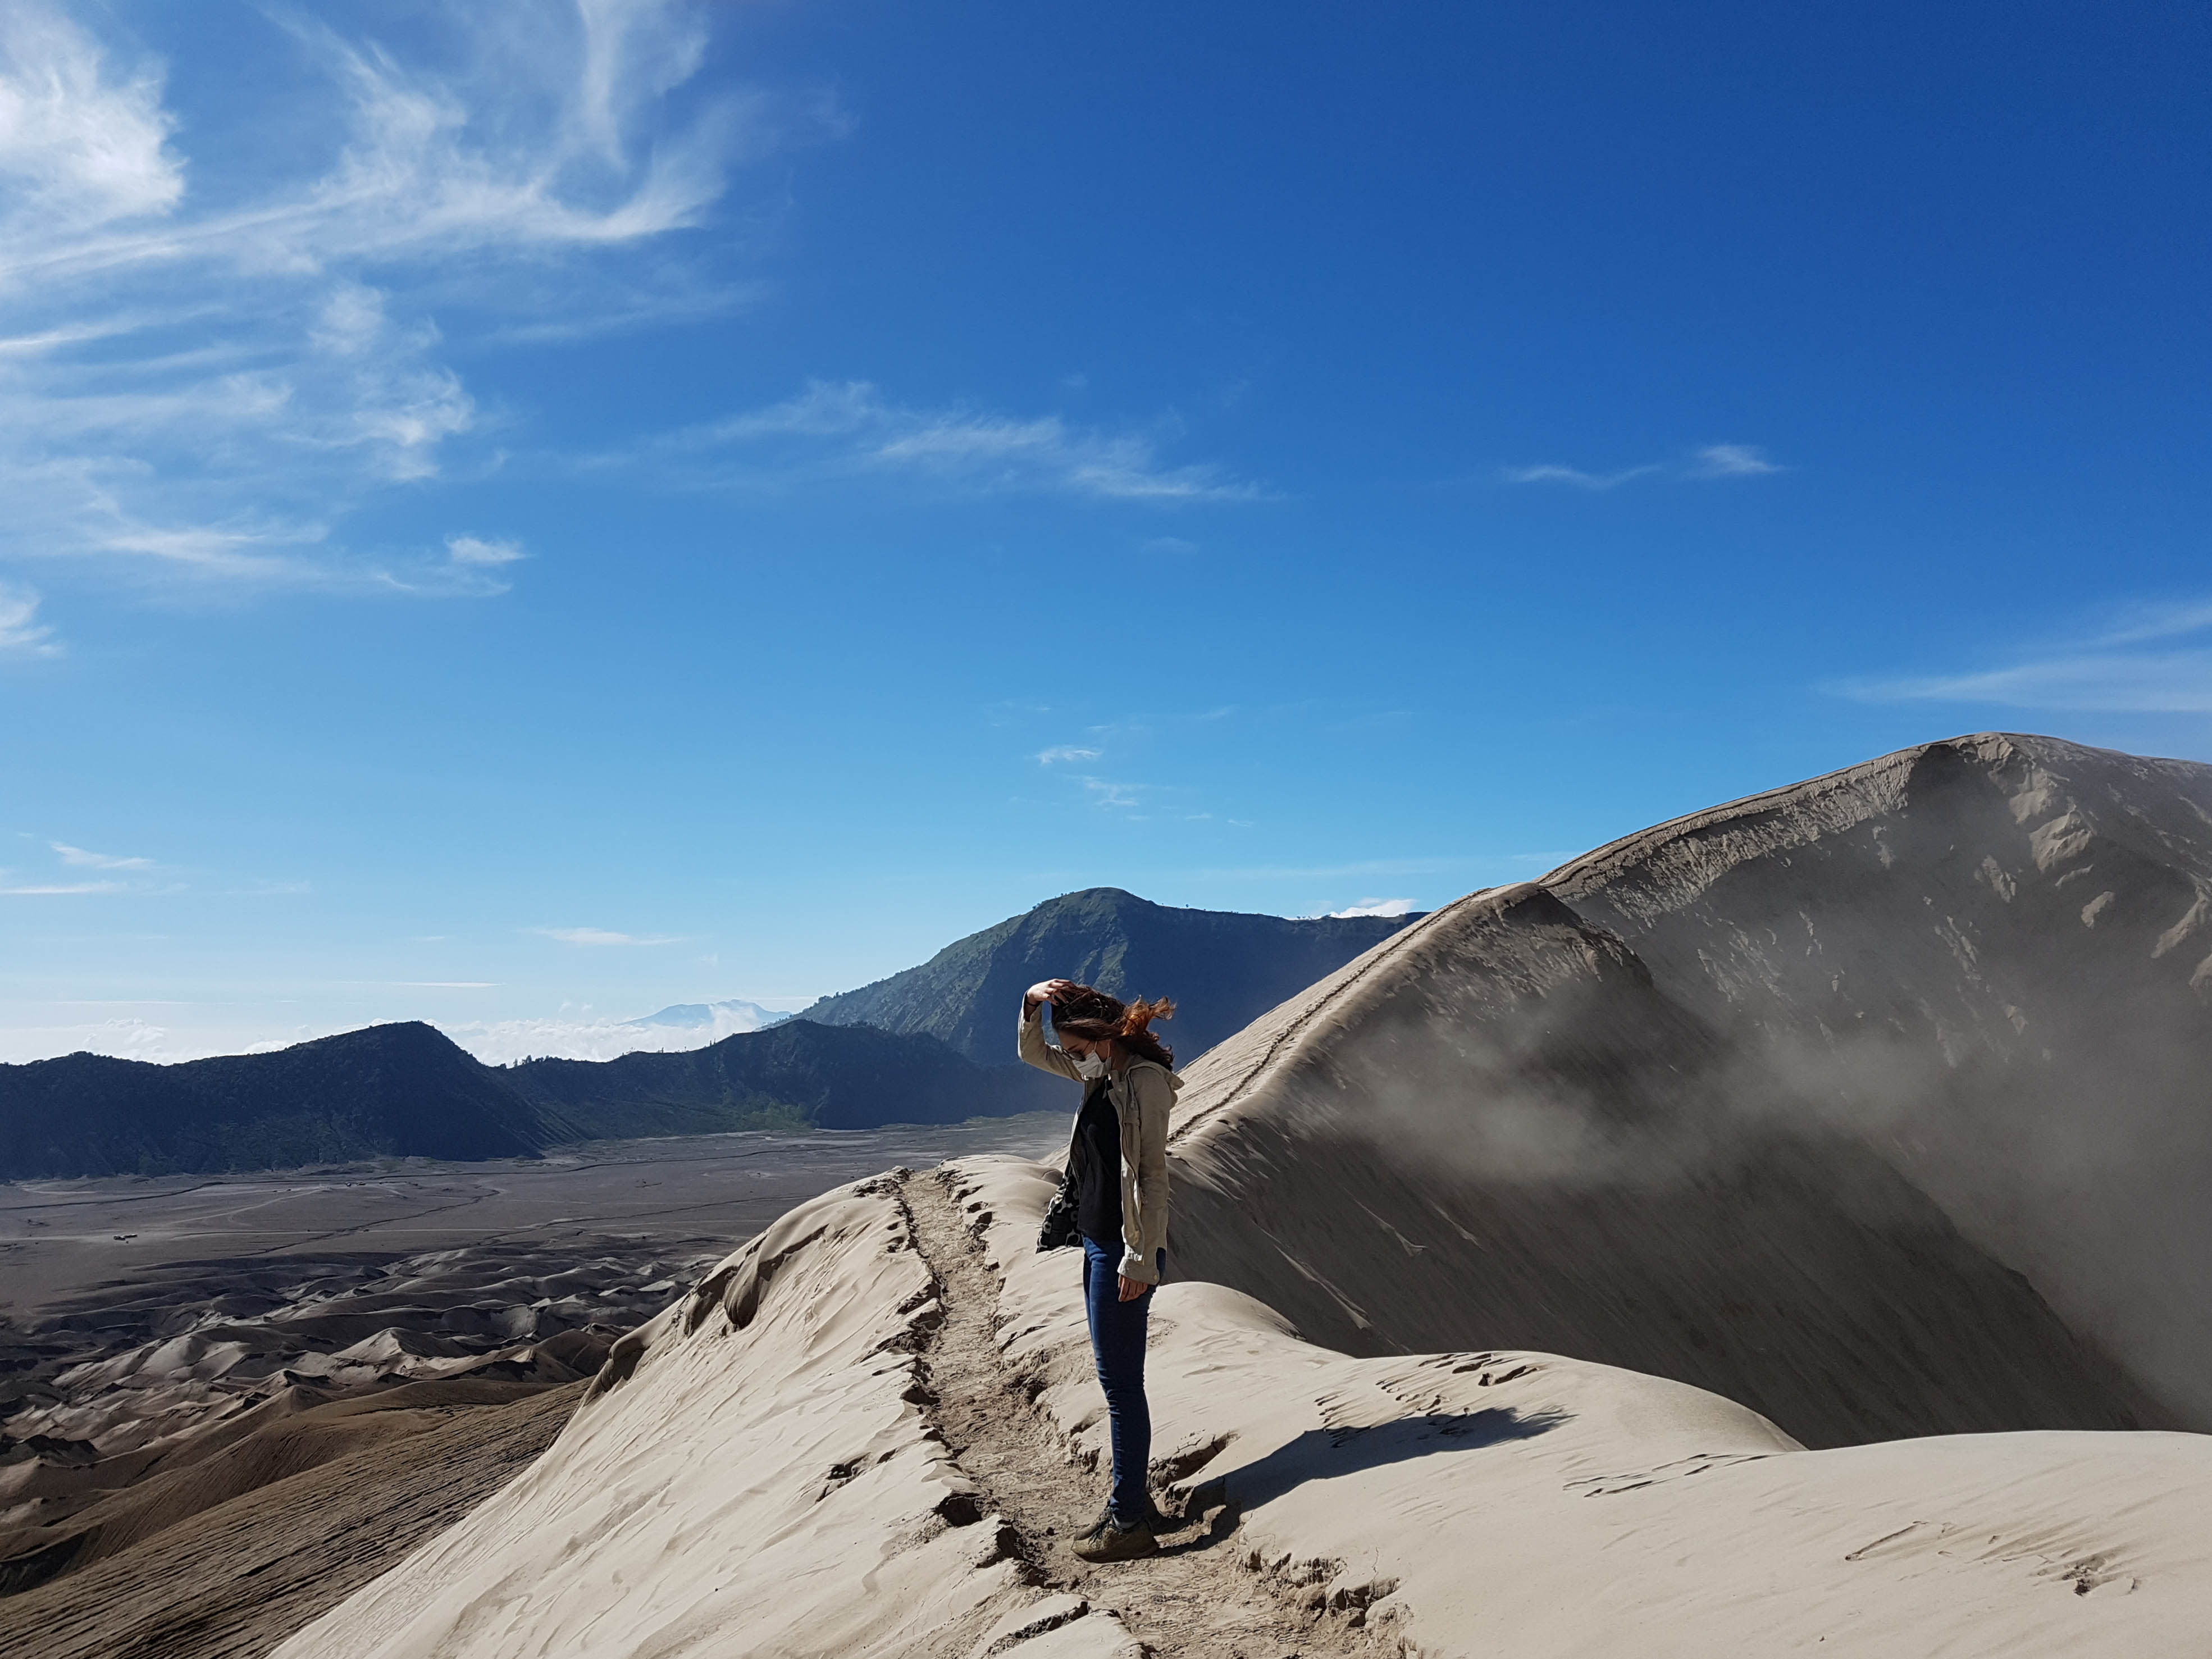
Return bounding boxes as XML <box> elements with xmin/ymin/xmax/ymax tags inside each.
<box><xmin>1072</xmin><ymin>1520</ymin><xmax>1158</xmax><ymax>1563</ymax></box>
<box><xmin>1077</xmin><ymin>1500</ymin><xmax>1169</xmax><ymax>1542</ymax></box>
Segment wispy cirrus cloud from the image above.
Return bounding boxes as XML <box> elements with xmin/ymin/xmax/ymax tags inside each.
<box><xmin>1503</xmin><ymin>443</ymin><xmax>1785</xmax><ymax>490</ymax></box>
<box><xmin>1502</xmin><ymin>461</ymin><xmax>1666</xmax><ymax>490</ymax></box>
<box><xmin>1838</xmin><ymin>598</ymin><xmax>2212</xmax><ymax>715</ymax></box>
<box><xmin>444</xmin><ymin>534</ymin><xmax>526</xmax><ymax>567</ymax></box>
<box><xmin>1</xmin><ymin>878</ymin><xmax>124</xmax><ymax>895</ymax></box>
<box><xmin>1686</xmin><ymin>443</ymin><xmax>1784</xmax><ymax>478</ymax></box>
<box><xmin>530</xmin><ymin>925</ymin><xmax>683</xmax><ymax>946</ymax></box>
<box><xmin>0</xmin><ymin>579</ymin><xmax>60</xmax><ymax>655</ymax></box>
<box><xmin>0</xmin><ymin>2</ymin><xmax>831</xmax><ymax>600</ymax></box>
<box><xmin>1080</xmin><ymin>777</ymin><xmax>1148</xmax><ymax>811</ymax></box>
<box><xmin>619</xmin><ymin>379</ymin><xmax>1262</xmax><ymax>502</ymax></box>
<box><xmin>51</xmin><ymin>841</ymin><xmax>152</xmax><ymax>869</ymax></box>
<box><xmin>1036</xmin><ymin>744</ymin><xmax>1102</xmax><ymax>765</ymax></box>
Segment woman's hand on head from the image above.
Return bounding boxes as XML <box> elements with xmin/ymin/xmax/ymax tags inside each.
<box><xmin>1117</xmin><ymin>1274</ymin><xmax>1150</xmax><ymax>1302</ymax></box>
<box><xmin>1024</xmin><ymin>978</ymin><xmax>1073</xmax><ymax>1010</ymax></box>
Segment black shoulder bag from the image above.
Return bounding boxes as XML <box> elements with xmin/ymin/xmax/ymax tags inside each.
<box><xmin>1036</xmin><ymin>1077</ymin><xmax>1103</xmax><ymax>1252</ymax></box>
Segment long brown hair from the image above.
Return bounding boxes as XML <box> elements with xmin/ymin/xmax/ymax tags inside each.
<box><xmin>1049</xmin><ymin>982</ymin><xmax>1176</xmax><ymax>1069</ymax></box>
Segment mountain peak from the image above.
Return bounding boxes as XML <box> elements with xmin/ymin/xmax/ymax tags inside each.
<box><xmin>799</xmin><ymin>888</ymin><xmax>1422</xmax><ymax>1063</ymax></box>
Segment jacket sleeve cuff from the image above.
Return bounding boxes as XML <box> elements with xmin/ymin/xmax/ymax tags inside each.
<box><xmin>1117</xmin><ymin>1248</ymin><xmax>1160</xmax><ymax>1284</ymax></box>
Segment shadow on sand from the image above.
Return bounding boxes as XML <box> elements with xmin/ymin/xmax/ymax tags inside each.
<box><xmin>1168</xmin><ymin>1406</ymin><xmax>1569</xmax><ymax>1555</ymax></box>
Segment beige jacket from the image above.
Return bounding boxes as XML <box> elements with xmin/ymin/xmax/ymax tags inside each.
<box><xmin>1018</xmin><ymin>1002</ymin><xmax>1177</xmax><ymax>1284</ymax></box>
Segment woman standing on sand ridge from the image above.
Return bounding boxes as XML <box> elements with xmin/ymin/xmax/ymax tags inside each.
<box><xmin>1020</xmin><ymin>976</ymin><xmax>1179</xmax><ymax>1563</ymax></box>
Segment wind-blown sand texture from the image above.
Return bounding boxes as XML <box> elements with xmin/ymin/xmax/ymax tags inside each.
<box><xmin>273</xmin><ymin>1157</ymin><xmax>2212</xmax><ymax>1658</ymax></box>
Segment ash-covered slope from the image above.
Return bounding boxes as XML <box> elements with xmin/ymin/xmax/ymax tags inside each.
<box><xmin>1161</xmin><ymin>733</ymin><xmax>2212</xmax><ymax>1445</ymax></box>
<box><xmin>504</xmin><ymin>1019</ymin><xmax>1056</xmax><ymax>1136</ymax></box>
<box><xmin>799</xmin><ymin>887</ymin><xmax>1419</xmax><ymax>1062</ymax></box>
<box><xmin>0</xmin><ymin>1024</ymin><xmax>565</xmax><ymax>1179</ymax></box>
<box><xmin>1543</xmin><ymin>731</ymin><xmax>2212</xmax><ymax>1424</ymax></box>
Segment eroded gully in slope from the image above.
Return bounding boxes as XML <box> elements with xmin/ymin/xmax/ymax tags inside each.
<box><xmin>896</xmin><ymin>1168</ymin><xmax>1384</xmax><ymax>1659</ymax></box>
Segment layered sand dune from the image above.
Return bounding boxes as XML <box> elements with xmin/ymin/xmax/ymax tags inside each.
<box><xmin>272</xmin><ymin>1157</ymin><xmax>2212</xmax><ymax>1659</ymax></box>
<box><xmin>1167</xmin><ymin>733</ymin><xmax>2206</xmax><ymax>1444</ymax></box>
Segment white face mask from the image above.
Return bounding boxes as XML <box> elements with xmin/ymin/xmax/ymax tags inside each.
<box><xmin>1070</xmin><ymin>1051</ymin><xmax>1106</xmax><ymax>1079</ymax></box>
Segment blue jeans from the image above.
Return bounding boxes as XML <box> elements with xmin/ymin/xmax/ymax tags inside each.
<box><xmin>1082</xmin><ymin>1237</ymin><xmax>1160</xmax><ymax>1528</ymax></box>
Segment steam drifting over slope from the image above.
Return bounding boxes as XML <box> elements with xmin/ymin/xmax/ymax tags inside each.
<box><xmin>1162</xmin><ymin>734</ymin><xmax>2211</xmax><ymax>1444</ymax></box>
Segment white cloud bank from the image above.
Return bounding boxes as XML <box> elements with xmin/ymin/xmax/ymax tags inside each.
<box><xmin>443</xmin><ymin>996</ymin><xmax>799</xmax><ymax>1064</ymax></box>
<box><xmin>1325</xmin><ymin>897</ymin><xmax>1417</xmax><ymax>917</ymax></box>
<box><xmin>0</xmin><ymin>1</ymin><xmax>825</xmax><ymax>598</ymax></box>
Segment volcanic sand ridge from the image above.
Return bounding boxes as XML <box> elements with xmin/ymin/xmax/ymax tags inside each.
<box><xmin>899</xmin><ymin>1164</ymin><xmax>1378</xmax><ymax>1659</ymax></box>
<box><xmin>1151</xmin><ymin>745</ymin><xmax>2191</xmax><ymax>1447</ymax></box>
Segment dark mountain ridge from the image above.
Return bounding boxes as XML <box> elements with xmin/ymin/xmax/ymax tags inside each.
<box><xmin>0</xmin><ymin>1021</ymin><xmax>1051</xmax><ymax>1181</ymax></box>
<box><xmin>501</xmin><ymin>1019</ymin><xmax>1055</xmax><ymax>1136</ymax></box>
<box><xmin>0</xmin><ymin>1023</ymin><xmax>558</xmax><ymax>1180</ymax></box>
<box><xmin>799</xmin><ymin>886</ymin><xmax>1421</xmax><ymax>1062</ymax></box>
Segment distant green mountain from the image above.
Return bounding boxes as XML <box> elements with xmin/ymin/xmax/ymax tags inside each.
<box><xmin>503</xmin><ymin>1019</ymin><xmax>1055</xmax><ymax>1137</ymax></box>
<box><xmin>0</xmin><ymin>1022</ymin><xmax>564</xmax><ymax>1179</ymax></box>
<box><xmin>798</xmin><ymin>887</ymin><xmax>1421</xmax><ymax>1063</ymax></box>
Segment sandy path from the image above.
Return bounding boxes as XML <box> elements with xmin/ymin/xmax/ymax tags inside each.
<box><xmin>900</xmin><ymin>1168</ymin><xmax>1375</xmax><ymax>1659</ymax></box>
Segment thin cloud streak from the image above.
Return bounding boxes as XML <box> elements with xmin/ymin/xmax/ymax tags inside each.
<box><xmin>530</xmin><ymin>926</ymin><xmax>684</xmax><ymax>946</ymax></box>
<box><xmin>51</xmin><ymin>842</ymin><xmax>152</xmax><ymax>869</ymax></box>
<box><xmin>1503</xmin><ymin>443</ymin><xmax>1785</xmax><ymax>490</ymax></box>
<box><xmin>1844</xmin><ymin>653</ymin><xmax>2212</xmax><ymax>715</ymax></box>
<box><xmin>1501</xmin><ymin>462</ymin><xmax>1664</xmax><ymax>490</ymax></box>
<box><xmin>622</xmin><ymin>379</ymin><xmax>1262</xmax><ymax>502</ymax></box>
<box><xmin>1080</xmin><ymin>777</ymin><xmax>1147</xmax><ymax>810</ymax></box>
<box><xmin>0</xmin><ymin>580</ymin><xmax>60</xmax><ymax>654</ymax></box>
<box><xmin>1838</xmin><ymin>598</ymin><xmax>2212</xmax><ymax>715</ymax></box>
<box><xmin>1687</xmin><ymin>443</ymin><xmax>1783</xmax><ymax>478</ymax></box>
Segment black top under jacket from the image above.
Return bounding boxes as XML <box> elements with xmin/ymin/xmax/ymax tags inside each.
<box><xmin>1073</xmin><ymin>1077</ymin><xmax>1123</xmax><ymax>1248</ymax></box>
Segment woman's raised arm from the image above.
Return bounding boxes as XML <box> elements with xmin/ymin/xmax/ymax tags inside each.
<box><xmin>1017</xmin><ymin>982</ymin><xmax>1083</xmax><ymax>1079</ymax></box>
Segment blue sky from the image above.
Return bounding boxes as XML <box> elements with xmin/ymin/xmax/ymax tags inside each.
<box><xmin>3</xmin><ymin>1</ymin><xmax>2209</xmax><ymax>1061</ymax></box>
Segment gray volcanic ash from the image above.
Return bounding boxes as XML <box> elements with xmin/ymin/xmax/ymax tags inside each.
<box><xmin>1165</xmin><ymin>733</ymin><xmax>2212</xmax><ymax>1444</ymax></box>
<box><xmin>1548</xmin><ymin>732</ymin><xmax>2212</xmax><ymax>1423</ymax></box>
